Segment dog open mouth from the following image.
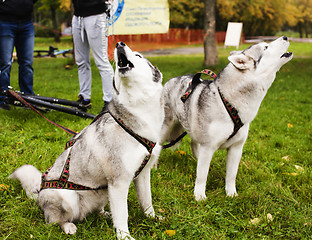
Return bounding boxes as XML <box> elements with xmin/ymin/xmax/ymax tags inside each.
<box><xmin>117</xmin><ymin>49</ymin><xmax>134</xmax><ymax>73</ymax></box>
<box><xmin>281</xmin><ymin>52</ymin><xmax>293</xmax><ymax>58</ymax></box>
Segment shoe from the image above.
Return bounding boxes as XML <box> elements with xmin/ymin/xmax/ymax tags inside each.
<box><xmin>101</xmin><ymin>101</ymin><xmax>110</xmax><ymax>113</ymax></box>
<box><xmin>77</xmin><ymin>95</ymin><xmax>91</xmax><ymax>111</ymax></box>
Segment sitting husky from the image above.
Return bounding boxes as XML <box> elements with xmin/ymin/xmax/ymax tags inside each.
<box><xmin>160</xmin><ymin>36</ymin><xmax>293</xmax><ymax>201</ymax></box>
<box><xmin>10</xmin><ymin>42</ymin><xmax>164</xmax><ymax>240</ymax></box>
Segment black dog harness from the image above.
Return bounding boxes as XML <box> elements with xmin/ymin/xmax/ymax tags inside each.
<box><xmin>41</xmin><ymin>111</ymin><xmax>156</xmax><ymax>191</ymax></box>
<box><xmin>181</xmin><ymin>69</ymin><xmax>244</xmax><ymax>140</ymax></box>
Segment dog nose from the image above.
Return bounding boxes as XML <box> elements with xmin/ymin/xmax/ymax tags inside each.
<box><xmin>282</xmin><ymin>36</ymin><xmax>288</xmax><ymax>41</ymax></box>
<box><xmin>116</xmin><ymin>42</ymin><xmax>126</xmax><ymax>48</ymax></box>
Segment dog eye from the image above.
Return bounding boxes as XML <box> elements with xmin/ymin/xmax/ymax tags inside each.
<box><xmin>135</xmin><ymin>54</ymin><xmax>142</xmax><ymax>58</ymax></box>
<box><xmin>264</xmin><ymin>46</ymin><xmax>268</xmax><ymax>50</ymax></box>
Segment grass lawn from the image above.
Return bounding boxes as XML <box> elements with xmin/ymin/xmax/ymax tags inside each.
<box><xmin>0</xmin><ymin>38</ymin><xmax>311</xmax><ymax>239</ymax></box>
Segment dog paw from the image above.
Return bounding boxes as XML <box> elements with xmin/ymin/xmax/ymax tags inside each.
<box><xmin>194</xmin><ymin>184</ymin><xmax>207</xmax><ymax>201</ymax></box>
<box><xmin>60</xmin><ymin>222</ymin><xmax>77</xmax><ymax>235</ymax></box>
<box><xmin>116</xmin><ymin>230</ymin><xmax>135</xmax><ymax>240</ymax></box>
<box><xmin>194</xmin><ymin>189</ymin><xmax>207</xmax><ymax>201</ymax></box>
<box><xmin>226</xmin><ymin>190</ymin><xmax>238</xmax><ymax>198</ymax></box>
<box><xmin>195</xmin><ymin>193</ymin><xmax>207</xmax><ymax>201</ymax></box>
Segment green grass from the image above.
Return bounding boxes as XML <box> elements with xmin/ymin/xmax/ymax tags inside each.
<box><xmin>1</xmin><ymin>39</ymin><xmax>312</xmax><ymax>239</ymax></box>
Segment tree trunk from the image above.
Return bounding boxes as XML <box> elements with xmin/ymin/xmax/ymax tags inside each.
<box><xmin>203</xmin><ymin>0</ymin><xmax>219</xmax><ymax>66</ymax></box>
<box><xmin>50</xmin><ymin>5</ymin><xmax>60</xmax><ymax>42</ymax></box>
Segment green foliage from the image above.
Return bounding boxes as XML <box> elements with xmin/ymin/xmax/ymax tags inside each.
<box><xmin>168</xmin><ymin>0</ymin><xmax>204</xmax><ymax>29</ymax></box>
<box><xmin>217</xmin><ymin>0</ymin><xmax>299</xmax><ymax>36</ymax></box>
<box><xmin>0</xmin><ymin>39</ymin><xmax>311</xmax><ymax>239</ymax></box>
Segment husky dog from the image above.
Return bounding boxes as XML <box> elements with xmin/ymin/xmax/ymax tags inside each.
<box><xmin>160</xmin><ymin>36</ymin><xmax>293</xmax><ymax>201</ymax></box>
<box><xmin>10</xmin><ymin>42</ymin><xmax>164</xmax><ymax>240</ymax></box>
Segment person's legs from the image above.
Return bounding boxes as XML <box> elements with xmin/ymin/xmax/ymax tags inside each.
<box><xmin>72</xmin><ymin>16</ymin><xmax>92</xmax><ymax>101</ymax></box>
<box><xmin>84</xmin><ymin>13</ymin><xmax>113</xmax><ymax>103</ymax></box>
<box><xmin>15</xmin><ymin>21</ymin><xmax>35</xmax><ymax>95</ymax></box>
<box><xmin>0</xmin><ymin>21</ymin><xmax>16</xmax><ymax>105</ymax></box>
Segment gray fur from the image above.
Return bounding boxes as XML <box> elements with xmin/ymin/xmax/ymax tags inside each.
<box><xmin>160</xmin><ymin>37</ymin><xmax>293</xmax><ymax>201</ymax></box>
<box><xmin>10</xmin><ymin>42</ymin><xmax>164</xmax><ymax>240</ymax></box>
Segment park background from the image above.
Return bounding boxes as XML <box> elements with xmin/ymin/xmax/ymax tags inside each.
<box><xmin>1</xmin><ymin>0</ymin><xmax>312</xmax><ymax>239</ymax></box>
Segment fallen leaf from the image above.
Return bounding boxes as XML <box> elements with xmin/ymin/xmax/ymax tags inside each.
<box><xmin>287</xmin><ymin>123</ymin><xmax>294</xmax><ymax>128</ymax></box>
<box><xmin>282</xmin><ymin>156</ymin><xmax>290</xmax><ymax>161</ymax></box>
<box><xmin>176</xmin><ymin>150</ymin><xmax>186</xmax><ymax>155</ymax></box>
<box><xmin>294</xmin><ymin>165</ymin><xmax>304</xmax><ymax>172</ymax></box>
<box><xmin>158</xmin><ymin>208</ymin><xmax>165</xmax><ymax>213</ymax></box>
<box><xmin>267</xmin><ymin>213</ymin><xmax>273</xmax><ymax>222</ymax></box>
<box><xmin>250</xmin><ymin>218</ymin><xmax>260</xmax><ymax>225</ymax></box>
<box><xmin>0</xmin><ymin>184</ymin><xmax>9</xmax><ymax>191</ymax></box>
<box><xmin>164</xmin><ymin>230</ymin><xmax>176</xmax><ymax>236</ymax></box>
<box><xmin>282</xmin><ymin>172</ymin><xmax>298</xmax><ymax>176</ymax></box>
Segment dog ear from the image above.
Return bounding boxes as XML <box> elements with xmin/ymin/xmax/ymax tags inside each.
<box><xmin>228</xmin><ymin>54</ymin><xmax>254</xmax><ymax>70</ymax></box>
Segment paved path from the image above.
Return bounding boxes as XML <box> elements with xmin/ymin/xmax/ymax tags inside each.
<box><xmin>141</xmin><ymin>37</ymin><xmax>312</xmax><ymax>57</ymax></box>
<box><xmin>142</xmin><ymin>46</ymin><xmax>204</xmax><ymax>57</ymax></box>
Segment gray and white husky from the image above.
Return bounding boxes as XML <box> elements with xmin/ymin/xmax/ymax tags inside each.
<box><xmin>160</xmin><ymin>36</ymin><xmax>293</xmax><ymax>201</ymax></box>
<box><xmin>10</xmin><ymin>42</ymin><xmax>164</xmax><ymax>240</ymax></box>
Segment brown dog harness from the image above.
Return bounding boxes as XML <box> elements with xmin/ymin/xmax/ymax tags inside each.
<box><xmin>180</xmin><ymin>69</ymin><xmax>244</xmax><ymax>140</ymax></box>
<box><xmin>41</xmin><ymin>111</ymin><xmax>156</xmax><ymax>191</ymax></box>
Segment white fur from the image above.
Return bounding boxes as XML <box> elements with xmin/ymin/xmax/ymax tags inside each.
<box><xmin>160</xmin><ymin>37</ymin><xmax>293</xmax><ymax>201</ymax></box>
<box><xmin>10</xmin><ymin>42</ymin><xmax>164</xmax><ymax>240</ymax></box>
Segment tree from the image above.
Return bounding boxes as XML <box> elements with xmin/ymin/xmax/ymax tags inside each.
<box><xmin>204</xmin><ymin>0</ymin><xmax>219</xmax><ymax>66</ymax></box>
<box><xmin>295</xmin><ymin>0</ymin><xmax>312</xmax><ymax>37</ymax></box>
<box><xmin>35</xmin><ymin>0</ymin><xmax>71</xmax><ymax>41</ymax></box>
<box><xmin>217</xmin><ymin>0</ymin><xmax>299</xmax><ymax>36</ymax></box>
<box><xmin>168</xmin><ymin>0</ymin><xmax>204</xmax><ymax>28</ymax></box>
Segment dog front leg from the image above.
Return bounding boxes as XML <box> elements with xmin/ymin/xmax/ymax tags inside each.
<box><xmin>134</xmin><ymin>168</ymin><xmax>155</xmax><ymax>218</ymax></box>
<box><xmin>194</xmin><ymin>145</ymin><xmax>214</xmax><ymax>201</ymax></box>
<box><xmin>108</xmin><ymin>181</ymin><xmax>134</xmax><ymax>240</ymax></box>
<box><xmin>225</xmin><ymin>143</ymin><xmax>244</xmax><ymax>197</ymax></box>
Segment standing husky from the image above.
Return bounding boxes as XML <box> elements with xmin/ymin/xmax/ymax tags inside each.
<box><xmin>160</xmin><ymin>36</ymin><xmax>293</xmax><ymax>201</ymax></box>
<box><xmin>10</xmin><ymin>42</ymin><xmax>164</xmax><ymax>240</ymax></box>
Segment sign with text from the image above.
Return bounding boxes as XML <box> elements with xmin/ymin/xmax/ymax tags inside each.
<box><xmin>108</xmin><ymin>0</ymin><xmax>169</xmax><ymax>35</ymax></box>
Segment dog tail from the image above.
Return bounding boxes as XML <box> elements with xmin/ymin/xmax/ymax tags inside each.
<box><xmin>10</xmin><ymin>165</ymin><xmax>42</xmax><ymax>201</ymax></box>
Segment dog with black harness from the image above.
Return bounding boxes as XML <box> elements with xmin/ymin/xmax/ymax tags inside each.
<box><xmin>10</xmin><ymin>42</ymin><xmax>164</xmax><ymax>240</ymax></box>
<box><xmin>160</xmin><ymin>37</ymin><xmax>293</xmax><ymax>201</ymax></box>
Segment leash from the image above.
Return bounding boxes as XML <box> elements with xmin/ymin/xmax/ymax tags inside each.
<box><xmin>8</xmin><ymin>90</ymin><xmax>77</xmax><ymax>136</ymax></box>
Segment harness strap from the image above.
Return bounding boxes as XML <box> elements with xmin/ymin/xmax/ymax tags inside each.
<box><xmin>109</xmin><ymin>111</ymin><xmax>156</xmax><ymax>154</ymax></box>
<box><xmin>218</xmin><ymin>88</ymin><xmax>244</xmax><ymax>139</ymax></box>
<box><xmin>163</xmin><ymin>69</ymin><xmax>217</xmax><ymax>149</ymax></box>
<box><xmin>181</xmin><ymin>69</ymin><xmax>217</xmax><ymax>103</ymax></box>
<box><xmin>41</xmin><ymin>111</ymin><xmax>157</xmax><ymax>191</ymax></box>
<box><xmin>40</xmin><ymin>149</ymin><xmax>108</xmax><ymax>191</ymax></box>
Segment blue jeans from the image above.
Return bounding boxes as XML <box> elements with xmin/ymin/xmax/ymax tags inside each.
<box><xmin>0</xmin><ymin>20</ymin><xmax>35</xmax><ymax>103</ymax></box>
